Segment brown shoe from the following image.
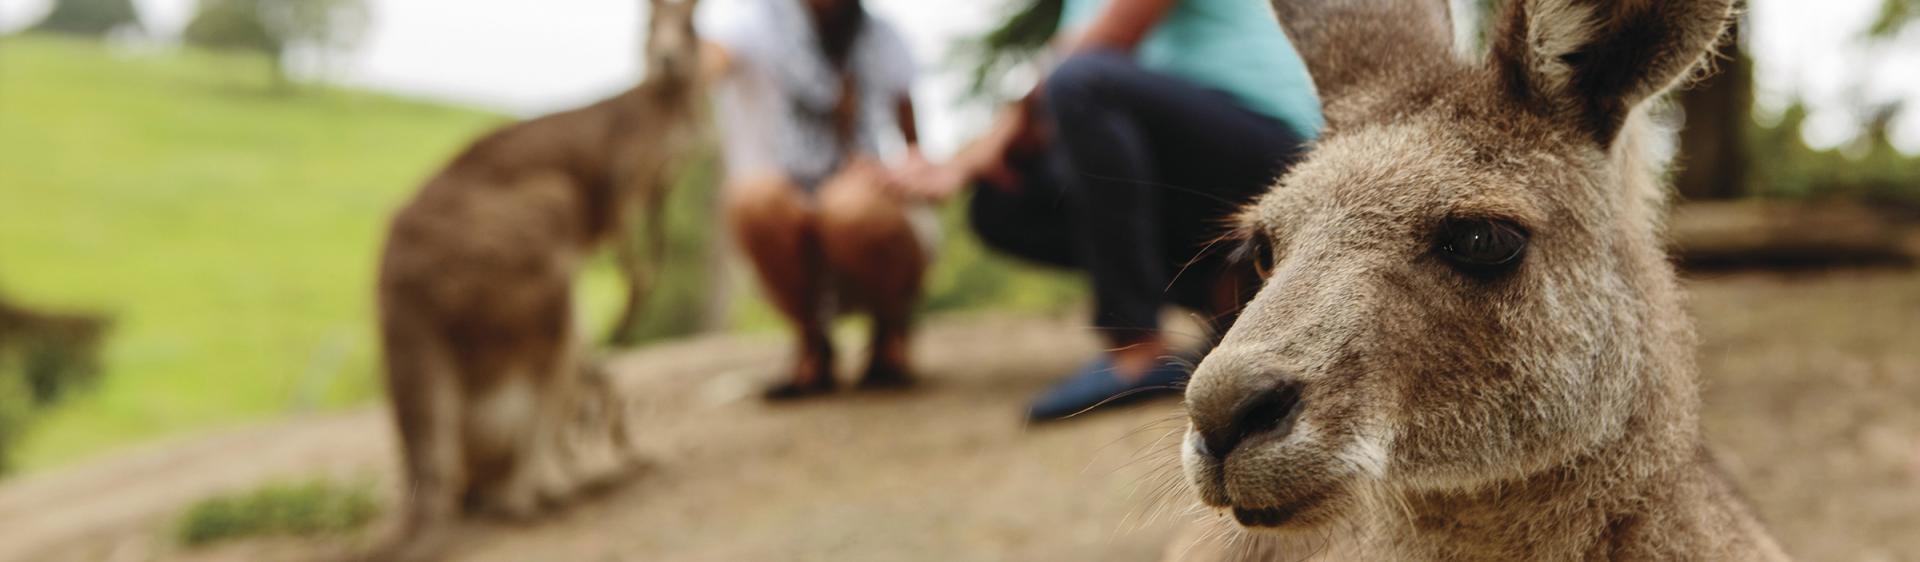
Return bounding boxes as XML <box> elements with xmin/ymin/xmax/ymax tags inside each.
<box><xmin>854</xmin><ymin>362</ymin><xmax>916</xmax><ymax>391</ymax></box>
<box><xmin>763</xmin><ymin>341</ymin><xmax>836</xmax><ymax>401</ymax></box>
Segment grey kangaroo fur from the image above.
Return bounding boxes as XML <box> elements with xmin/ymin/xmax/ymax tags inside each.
<box><xmin>372</xmin><ymin>0</ymin><xmax>702</xmax><ymax>559</ymax></box>
<box><xmin>1169</xmin><ymin>0</ymin><xmax>1789</xmax><ymax>559</ymax></box>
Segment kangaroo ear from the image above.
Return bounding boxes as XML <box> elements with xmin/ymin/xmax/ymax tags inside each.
<box><xmin>1490</xmin><ymin>0</ymin><xmax>1734</xmax><ymax>146</ymax></box>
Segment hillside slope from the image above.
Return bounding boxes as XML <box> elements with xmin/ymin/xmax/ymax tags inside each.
<box><xmin>0</xmin><ymin>35</ymin><xmax>505</xmax><ymax>469</ymax></box>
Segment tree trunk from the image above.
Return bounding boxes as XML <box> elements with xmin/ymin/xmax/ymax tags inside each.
<box><xmin>265</xmin><ymin>43</ymin><xmax>294</xmax><ymax>94</ymax></box>
<box><xmin>699</xmin><ymin>184</ymin><xmax>736</xmax><ymax>333</ymax></box>
<box><xmin>1673</xmin><ymin>17</ymin><xmax>1753</xmax><ymax>201</ymax></box>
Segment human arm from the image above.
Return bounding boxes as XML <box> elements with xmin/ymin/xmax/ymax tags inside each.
<box><xmin>700</xmin><ymin>40</ymin><xmax>733</xmax><ymax>82</ymax></box>
<box><xmin>1059</xmin><ymin>0</ymin><xmax>1178</xmax><ymax>53</ymax></box>
<box><xmin>900</xmin><ymin>0</ymin><xmax>1184</xmax><ymax>201</ymax></box>
<box><xmin>889</xmin><ymin>93</ymin><xmax>949</xmax><ymax>199</ymax></box>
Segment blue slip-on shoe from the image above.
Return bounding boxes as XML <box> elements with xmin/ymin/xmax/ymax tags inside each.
<box><xmin>1027</xmin><ymin>355</ymin><xmax>1190</xmax><ymax>423</ymax></box>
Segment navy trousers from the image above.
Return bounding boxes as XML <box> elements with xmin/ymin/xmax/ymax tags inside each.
<box><xmin>969</xmin><ymin>50</ymin><xmax>1311</xmax><ymax>345</ymax></box>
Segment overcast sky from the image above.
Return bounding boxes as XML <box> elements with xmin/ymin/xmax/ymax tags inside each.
<box><xmin>3</xmin><ymin>0</ymin><xmax>1917</xmax><ymax>154</ymax></box>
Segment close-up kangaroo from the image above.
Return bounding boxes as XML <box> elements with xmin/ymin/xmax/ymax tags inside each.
<box><xmin>17</xmin><ymin>0</ymin><xmax>1920</xmax><ymax>559</ymax></box>
<box><xmin>372</xmin><ymin>0</ymin><xmax>701</xmax><ymax>558</ymax></box>
<box><xmin>1174</xmin><ymin>0</ymin><xmax>1789</xmax><ymax>559</ymax></box>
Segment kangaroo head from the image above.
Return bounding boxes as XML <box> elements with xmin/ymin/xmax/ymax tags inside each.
<box><xmin>1182</xmin><ymin>0</ymin><xmax>1734</xmax><ymax>531</ymax></box>
<box><xmin>645</xmin><ymin>0</ymin><xmax>701</xmax><ymax>85</ymax></box>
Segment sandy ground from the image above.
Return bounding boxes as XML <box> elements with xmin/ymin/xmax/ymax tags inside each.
<box><xmin>0</xmin><ymin>270</ymin><xmax>1915</xmax><ymax>562</ymax></box>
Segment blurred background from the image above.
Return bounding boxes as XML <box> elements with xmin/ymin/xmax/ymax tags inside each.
<box><xmin>0</xmin><ymin>0</ymin><xmax>1916</xmax><ymax>560</ymax></box>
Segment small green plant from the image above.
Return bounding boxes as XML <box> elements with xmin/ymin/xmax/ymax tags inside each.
<box><xmin>0</xmin><ymin>375</ymin><xmax>31</xmax><ymax>472</ymax></box>
<box><xmin>175</xmin><ymin>479</ymin><xmax>380</xmax><ymax>547</ymax></box>
<box><xmin>0</xmin><ymin>295</ymin><xmax>110</xmax><ymax>473</ymax></box>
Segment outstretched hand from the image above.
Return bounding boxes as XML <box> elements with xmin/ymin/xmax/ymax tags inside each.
<box><xmin>889</xmin><ymin>151</ymin><xmax>969</xmax><ymax>202</ymax></box>
<box><xmin>887</xmin><ymin>106</ymin><xmax>1037</xmax><ymax>203</ymax></box>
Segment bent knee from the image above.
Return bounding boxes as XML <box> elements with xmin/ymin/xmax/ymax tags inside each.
<box><xmin>1044</xmin><ymin>51</ymin><xmax>1132</xmax><ymax>108</ymax></box>
<box><xmin>817</xmin><ymin>167</ymin><xmax>906</xmax><ymax>233</ymax></box>
<box><xmin>723</xmin><ymin>175</ymin><xmax>805</xmax><ymax>223</ymax></box>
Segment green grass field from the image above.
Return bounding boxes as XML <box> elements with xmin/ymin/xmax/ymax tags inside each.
<box><xmin>0</xmin><ymin>34</ymin><xmax>1083</xmax><ymax>472</ymax></box>
<box><xmin>0</xmin><ymin>35</ymin><xmax>508</xmax><ymax>469</ymax></box>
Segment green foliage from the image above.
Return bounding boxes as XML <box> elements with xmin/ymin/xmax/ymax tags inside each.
<box><xmin>21</xmin><ymin>341</ymin><xmax>94</xmax><ymax>405</ymax></box>
<box><xmin>182</xmin><ymin>0</ymin><xmax>369</xmax><ymax>82</ymax></box>
<box><xmin>0</xmin><ymin>35</ymin><xmax>503</xmax><ymax>470</ymax></box>
<box><xmin>1749</xmin><ymin>102</ymin><xmax>1920</xmax><ymax>202</ymax></box>
<box><xmin>1869</xmin><ymin>0</ymin><xmax>1920</xmax><ymax>38</ymax></box>
<box><xmin>0</xmin><ymin>297</ymin><xmax>110</xmax><ymax>473</ymax></box>
<box><xmin>962</xmin><ymin>0</ymin><xmax>1064</xmax><ymax>98</ymax></box>
<box><xmin>29</xmin><ymin>0</ymin><xmax>142</xmax><ymax>37</ymax></box>
<box><xmin>1461</xmin><ymin>0</ymin><xmax>1508</xmax><ymax>52</ymax></box>
<box><xmin>1771</xmin><ymin>0</ymin><xmax>1920</xmax><ymax>202</ymax></box>
<box><xmin>604</xmin><ymin>147</ymin><xmax>726</xmax><ymax>345</ymax></box>
<box><xmin>175</xmin><ymin>479</ymin><xmax>379</xmax><ymax>546</ymax></box>
<box><xmin>183</xmin><ymin>0</ymin><xmax>278</xmax><ymax>56</ymax></box>
<box><xmin>0</xmin><ymin>375</ymin><xmax>29</xmax><ymax>472</ymax></box>
<box><xmin>260</xmin><ymin>0</ymin><xmax>369</xmax><ymax>53</ymax></box>
<box><xmin>17</xmin><ymin>323</ymin><xmax>109</xmax><ymax>408</ymax></box>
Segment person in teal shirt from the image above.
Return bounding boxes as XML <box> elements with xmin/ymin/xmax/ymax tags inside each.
<box><xmin>903</xmin><ymin>0</ymin><xmax>1324</xmax><ymax>421</ymax></box>
<box><xmin>1059</xmin><ymin>0</ymin><xmax>1324</xmax><ymax>138</ymax></box>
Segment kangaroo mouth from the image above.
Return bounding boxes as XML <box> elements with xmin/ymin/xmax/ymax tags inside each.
<box><xmin>1185</xmin><ymin>424</ymin><xmax>1353</xmax><ymax>531</ymax></box>
<box><xmin>1228</xmin><ymin>485</ymin><xmax>1333</xmax><ymax>528</ymax></box>
<box><xmin>1232</xmin><ymin>505</ymin><xmax>1297</xmax><ymax>527</ymax></box>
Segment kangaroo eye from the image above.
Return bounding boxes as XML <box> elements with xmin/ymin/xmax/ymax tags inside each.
<box><xmin>1437</xmin><ymin>219</ymin><xmax>1528</xmax><ymax>270</ymax></box>
<box><xmin>1229</xmin><ymin>229</ymin><xmax>1277</xmax><ymax>279</ymax></box>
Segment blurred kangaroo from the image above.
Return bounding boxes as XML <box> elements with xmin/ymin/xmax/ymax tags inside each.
<box><xmin>373</xmin><ymin>0</ymin><xmax>701</xmax><ymax>558</ymax></box>
<box><xmin>1170</xmin><ymin>0</ymin><xmax>1787</xmax><ymax>559</ymax></box>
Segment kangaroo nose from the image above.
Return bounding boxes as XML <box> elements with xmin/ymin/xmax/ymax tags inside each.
<box><xmin>1193</xmin><ymin>380</ymin><xmax>1304</xmax><ymax>461</ymax></box>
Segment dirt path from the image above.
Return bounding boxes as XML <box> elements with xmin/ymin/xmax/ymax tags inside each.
<box><xmin>2</xmin><ymin>272</ymin><xmax>1916</xmax><ymax>562</ymax></box>
<box><xmin>1</xmin><ymin>312</ymin><xmax>1196</xmax><ymax>562</ymax></box>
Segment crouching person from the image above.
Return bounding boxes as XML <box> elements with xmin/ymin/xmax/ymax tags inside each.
<box><xmin>701</xmin><ymin>0</ymin><xmax>932</xmax><ymax>399</ymax></box>
<box><xmin>899</xmin><ymin>0</ymin><xmax>1325</xmax><ymax>421</ymax></box>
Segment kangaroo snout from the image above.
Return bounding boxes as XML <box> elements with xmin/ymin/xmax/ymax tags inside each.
<box><xmin>1189</xmin><ymin>374</ymin><xmax>1303</xmax><ymax>461</ymax></box>
<box><xmin>1182</xmin><ymin>348</ymin><xmax>1354</xmax><ymax>529</ymax></box>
